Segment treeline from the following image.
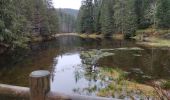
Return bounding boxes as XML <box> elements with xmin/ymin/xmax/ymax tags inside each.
<box><xmin>0</xmin><ymin>0</ymin><xmax>59</xmax><ymax>47</ymax></box>
<box><xmin>57</xmin><ymin>9</ymin><xmax>77</xmax><ymax>33</ymax></box>
<box><xmin>77</xmin><ymin>0</ymin><xmax>170</xmax><ymax>38</ymax></box>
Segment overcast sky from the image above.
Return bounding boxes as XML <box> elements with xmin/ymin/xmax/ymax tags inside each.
<box><xmin>53</xmin><ymin>0</ymin><xmax>81</xmax><ymax>9</ymax></box>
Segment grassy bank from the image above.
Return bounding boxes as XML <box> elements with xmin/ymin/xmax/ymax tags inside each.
<box><xmin>97</xmin><ymin>67</ymin><xmax>158</xmax><ymax>99</ymax></box>
<box><xmin>137</xmin><ymin>37</ymin><xmax>170</xmax><ymax>47</ymax></box>
<box><xmin>79</xmin><ymin>33</ymin><xmax>104</xmax><ymax>39</ymax></box>
<box><xmin>134</xmin><ymin>28</ymin><xmax>170</xmax><ymax>47</ymax></box>
<box><xmin>0</xmin><ymin>33</ymin><xmax>123</xmax><ymax>55</ymax></box>
<box><xmin>53</xmin><ymin>33</ymin><xmax>124</xmax><ymax>39</ymax></box>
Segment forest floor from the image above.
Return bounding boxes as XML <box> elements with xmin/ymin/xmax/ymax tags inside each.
<box><xmin>133</xmin><ymin>28</ymin><xmax>170</xmax><ymax>47</ymax></box>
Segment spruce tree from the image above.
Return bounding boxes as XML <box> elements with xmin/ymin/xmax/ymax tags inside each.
<box><xmin>93</xmin><ymin>0</ymin><xmax>102</xmax><ymax>33</ymax></box>
<box><xmin>114</xmin><ymin>0</ymin><xmax>137</xmax><ymax>38</ymax></box>
<box><xmin>157</xmin><ymin>0</ymin><xmax>170</xmax><ymax>28</ymax></box>
<box><xmin>100</xmin><ymin>0</ymin><xmax>114</xmax><ymax>36</ymax></box>
<box><xmin>0</xmin><ymin>0</ymin><xmax>59</xmax><ymax>47</ymax></box>
<box><xmin>76</xmin><ymin>0</ymin><xmax>94</xmax><ymax>33</ymax></box>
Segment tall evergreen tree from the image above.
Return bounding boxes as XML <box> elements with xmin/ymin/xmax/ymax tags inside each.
<box><xmin>114</xmin><ymin>0</ymin><xmax>137</xmax><ymax>38</ymax></box>
<box><xmin>123</xmin><ymin>0</ymin><xmax>137</xmax><ymax>37</ymax></box>
<box><xmin>77</xmin><ymin>0</ymin><xmax>94</xmax><ymax>33</ymax></box>
<box><xmin>134</xmin><ymin>0</ymin><xmax>151</xmax><ymax>29</ymax></box>
<box><xmin>157</xmin><ymin>0</ymin><xmax>170</xmax><ymax>28</ymax></box>
<box><xmin>0</xmin><ymin>0</ymin><xmax>59</xmax><ymax>47</ymax></box>
<box><xmin>76</xmin><ymin>3</ymin><xmax>86</xmax><ymax>33</ymax></box>
<box><xmin>100</xmin><ymin>0</ymin><xmax>115</xmax><ymax>36</ymax></box>
<box><xmin>58</xmin><ymin>9</ymin><xmax>76</xmax><ymax>33</ymax></box>
<box><xmin>93</xmin><ymin>0</ymin><xmax>102</xmax><ymax>33</ymax></box>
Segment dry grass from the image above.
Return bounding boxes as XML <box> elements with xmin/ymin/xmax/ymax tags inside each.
<box><xmin>97</xmin><ymin>67</ymin><xmax>158</xmax><ymax>98</ymax></box>
<box><xmin>112</xmin><ymin>34</ymin><xmax>124</xmax><ymax>40</ymax></box>
<box><xmin>134</xmin><ymin>28</ymin><xmax>170</xmax><ymax>47</ymax></box>
<box><xmin>79</xmin><ymin>33</ymin><xmax>104</xmax><ymax>39</ymax></box>
<box><xmin>127</xmin><ymin>81</ymin><xmax>157</xmax><ymax>96</ymax></box>
<box><xmin>137</xmin><ymin>37</ymin><xmax>170</xmax><ymax>47</ymax></box>
<box><xmin>52</xmin><ymin>33</ymin><xmax>124</xmax><ymax>39</ymax></box>
<box><xmin>97</xmin><ymin>80</ymin><xmax>158</xmax><ymax>98</ymax></box>
<box><xmin>136</xmin><ymin>28</ymin><xmax>170</xmax><ymax>36</ymax></box>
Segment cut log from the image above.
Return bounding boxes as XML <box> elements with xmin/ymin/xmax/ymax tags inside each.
<box><xmin>0</xmin><ymin>84</ymin><xmax>29</xmax><ymax>99</ymax></box>
<box><xmin>29</xmin><ymin>70</ymin><xmax>50</xmax><ymax>100</ymax></box>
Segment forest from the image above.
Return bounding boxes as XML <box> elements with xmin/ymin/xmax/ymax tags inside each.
<box><xmin>0</xmin><ymin>0</ymin><xmax>76</xmax><ymax>49</ymax></box>
<box><xmin>1</xmin><ymin>0</ymin><xmax>170</xmax><ymax>49</ymax></box>
<box><xmin>77</xmin><ymin>0</ymin><xmax>170</xmax><ymax>38</ymax></box>
<box><xmin>1</xmin><ymin>0</ymin><xmax>170</xmax><ymax>100</ymax></box>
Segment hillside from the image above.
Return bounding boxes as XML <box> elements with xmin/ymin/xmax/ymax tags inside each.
<box><xmin>57</xmin><ymin>8</ymin><xmax>79</xmax><ymax>18</ymax></box>
<box><xmin>57</xmin><ymin>8</ymin><xmax>79</xmax><ymax>33</ymax></box>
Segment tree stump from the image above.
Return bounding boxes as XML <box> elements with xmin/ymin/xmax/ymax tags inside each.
<box><xmin>29</xmin><ymin>70</ymin><xmax>50</xmax><ymax>100</ymax></box>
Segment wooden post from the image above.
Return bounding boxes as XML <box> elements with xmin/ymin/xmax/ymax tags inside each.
<box><xmin>29</xmin><ymin>70</ymin><xmax>50</xmax><ymax>100</ymax></box>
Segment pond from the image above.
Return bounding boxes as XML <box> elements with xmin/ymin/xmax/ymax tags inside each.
<box><xmin>0</xmin><ymin>36</ymin><xmax>170</xmax><ymax>99</ymax></box>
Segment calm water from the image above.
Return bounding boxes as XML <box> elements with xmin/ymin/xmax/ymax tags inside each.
<box><xmin>0</xmin><ymin>36</ymin><xmax>170</xmax><ymax>99</ymax></box>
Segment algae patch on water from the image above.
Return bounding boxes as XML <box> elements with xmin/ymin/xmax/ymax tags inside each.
<box><xmin>80</xmin><ymin>48</ymin><xmax>144</xmax><ymax>66</ymax></box>
<box><xmin>80</xmin><ymin>49</ymin><xmax>114</xmax><ymax>65</ymax></box>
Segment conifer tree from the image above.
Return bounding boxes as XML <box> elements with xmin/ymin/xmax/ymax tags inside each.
<box><xmin>77</xmin><ymin>0</ymin><xmax>94</xmax><ymax>33</ymax></box>
<box><xmin>157</xmin><ymin>0</ymin><xmax>170</xmax><ymax>28</ymax></box>
<box><xmin>100</xmin><ymin>0</ymin><xmax>114</xmax><ymax>36</ymax></box>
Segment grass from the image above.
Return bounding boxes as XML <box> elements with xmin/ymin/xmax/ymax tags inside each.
<box><xmin>46</xmin><ymin>33</ymin><xmax>125</xmax><ymax>40</ymax></box>
<box><xmin>134</xmin><ymin>28</ymin><xmax>170</xmax><ymax>47</ymax></box>
<box><xmin>136</xmin><ymin>28</ymin><xmax>170</xmax><ymax>36</ymax></box>
<box><xmin>112</xmin><ymin>34</ymin><xmax>124</xmax><ymax>40</ymax></box>
<box><xmin>79</xmin><ymin>33</ymin><xmax>124</xmax><ymax>39</ymax></box>
<box><xmin>79</xmin><ymin>33</ymin><xmax>104</xmax><ymax>39</ymax></box>
<box><xmin>137</xmin><ymin>37</ymin><xmax>170</xmax><ymax>47</ymax></box>
<box><xmin>97</xmin><ymin>67</ymin><xmax>158</xmax><ymax>98</ymax></box>
<box><xmin>161</xmin><ymin>80</ymin><xmax>170</xmax><ymax>89</ymax></box>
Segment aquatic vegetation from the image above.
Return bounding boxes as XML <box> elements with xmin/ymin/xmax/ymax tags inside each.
<box><xmin>80</xmin><ymin>49</ymin><xmax>114</xmax><ymax>65</ymax></box>
<box><xmin>97</xmin><ymin>67</ymin><xmax>158</xmax><ymax>99</ymax></box>
<box><xmin>80</xmin><ymin>47</ymin><xmax>144</xmax><ymax>62</ymax></box>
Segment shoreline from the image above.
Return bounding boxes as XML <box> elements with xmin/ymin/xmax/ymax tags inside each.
<box><xmin>41</xmin><ymin>33</ymin><xmax>124</xmax><ymax>41</ymax></box>
<box><xmin>133</xmin><ymin>29</ymin><xmax>170</xmax><ymax>47</ymax></box>
<box><xmin>136</xmin><ymin>37</ymin><xmax>170</xmax><ymax>48</ymax></box>
<box><xmin>26</xmin><ymin>33</ymin><xmax>125</xmax><ymax>43</ymax></box>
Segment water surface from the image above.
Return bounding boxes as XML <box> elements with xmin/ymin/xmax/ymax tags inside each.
<box><xmin>0</xmin><ymin>36</ymin><xmax>170</xmax><ymax>99</ymax></box>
